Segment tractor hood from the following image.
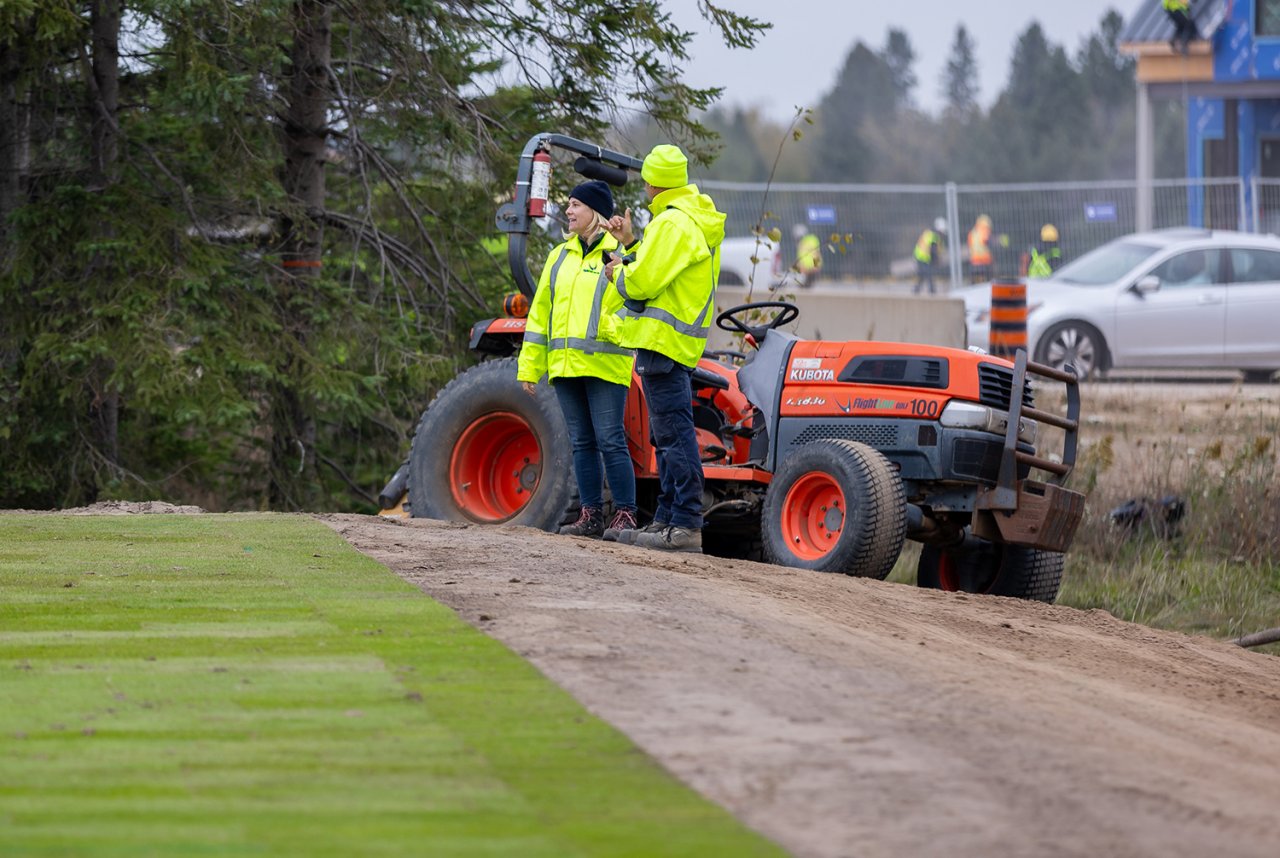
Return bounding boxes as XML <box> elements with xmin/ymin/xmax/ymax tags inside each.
<box><xmin>739</xmin><ymin>334</ymin><xmax>1027</xmax><ymax>436</ymax></box>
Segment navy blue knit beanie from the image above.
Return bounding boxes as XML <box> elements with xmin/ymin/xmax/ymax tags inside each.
<box><xmin>568</xmin><ymin>180</ymin><xmax>614</xmax><ymax>219</ymax></box>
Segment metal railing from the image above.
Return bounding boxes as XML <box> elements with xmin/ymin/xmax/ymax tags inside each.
<box><xmin>700</xmin><ymin>176</ymin><xmax>1249</xmax><ymax>290</ymax></box>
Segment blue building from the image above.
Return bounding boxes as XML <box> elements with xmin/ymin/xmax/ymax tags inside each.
<box><xmin>1121</xmin><ymin>0</ymin><xmax>1280</xmax><ymax>231</ymax></box>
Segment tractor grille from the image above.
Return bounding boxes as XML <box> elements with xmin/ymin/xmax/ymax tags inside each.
<box><xmin>790</xmin><ymin>423</ymin><xmax>899</xmax><ymax>447</ymax></box>
<box><xmin>952</xmin><ymin>437</ymin><xmax>1004</xmax><ymax>481</ymax></box>
<box><xmin>952</xmin><ymin>437</ymin><xmax>1032</xmax><ymax>482</ymax></box>
<box><xmin>977</xmin><ymin>363</ymin><xmax>1035</xmax><ymax>411</ymax></box>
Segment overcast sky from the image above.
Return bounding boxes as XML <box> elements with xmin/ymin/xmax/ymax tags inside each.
<box><xmin>669</xmin><ymin>0</ymin><xmax>1136</xmax><ymax>120</ymax></box>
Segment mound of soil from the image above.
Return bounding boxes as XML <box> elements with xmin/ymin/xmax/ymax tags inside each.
<box><xmin>326</xmin><ymin>513</ymin><xmax>1280</xmax><ymax>858</ymax></box>
<box><xmin>62</xmin><ymin>500</ymin><xmax>207</xmax><ymax>515</ymax></box>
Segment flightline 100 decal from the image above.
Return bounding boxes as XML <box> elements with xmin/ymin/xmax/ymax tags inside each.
<box><xmin>783</xmin><ymin>392</ymin><xmax>945</xmax><ymax>417</ymax></box>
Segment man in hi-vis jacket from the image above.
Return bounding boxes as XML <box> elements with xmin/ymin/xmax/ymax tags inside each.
<box><xmin>604</xmin><ymin>144</ymin><xmax>725</xmax><ymax>553</ymax></box>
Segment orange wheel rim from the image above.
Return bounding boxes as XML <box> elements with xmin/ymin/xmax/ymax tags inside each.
<box><xmin>448</xmin><ymin>411</ymin><xmax>540</xmax><ymax>522</ymax></box>
<box><xmin>936</xmin><ymin>552</ymin><xmax>996</xmax><ymax>593</ymax></box>
<box><xmin>937</xmin><ymin>552</ymin><xmax>959</xmax><ymax>591</ymax></box>
<box><xmin>780</xmin><ymin>471</ymin><xmax>845</xmax><ymax>561</ymax></box>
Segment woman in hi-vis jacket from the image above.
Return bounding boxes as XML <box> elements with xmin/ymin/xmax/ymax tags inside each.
<box><xmin>517</xmin><ymin>180</ymin><xmax>638</xmax><ymax>541</ymax></box>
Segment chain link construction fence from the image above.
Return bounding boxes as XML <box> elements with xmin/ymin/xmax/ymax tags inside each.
<box><xmin>700</xmin><ymin>177</ymin><xmax>1249</xmax><ymax>290</ymax></box>
<box><xmin>1251</xmin><ymin>177</ymin><xmax>1280</xmax><ymax>236</ymax></box>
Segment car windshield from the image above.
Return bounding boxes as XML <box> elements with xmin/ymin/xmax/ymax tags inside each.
<box><xmin>1050</xmin><ymin>240</ymin><xmax>1161</xmax><ymax>286</ymax></box>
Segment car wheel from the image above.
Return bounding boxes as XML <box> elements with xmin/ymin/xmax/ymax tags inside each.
<box><xmin>1035</xmin><ymin>321</ymin><xmax>1106</xmax><ymax>379</ymax></box>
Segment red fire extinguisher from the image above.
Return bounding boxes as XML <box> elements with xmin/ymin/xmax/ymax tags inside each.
<box><xmin>528</xmin><ymin>149</ymin><xmax>551</xmax><ymax>218</ymax></box>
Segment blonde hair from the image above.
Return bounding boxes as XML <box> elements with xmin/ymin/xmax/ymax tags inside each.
<box><xmin>562</xmin><ymin>206</ymin><xmax>608</xmax><ymax>243</ymax></box>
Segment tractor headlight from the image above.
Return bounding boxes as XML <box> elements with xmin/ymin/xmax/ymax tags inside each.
<box><xmin>939</xmin><ymin>401</ymin><xmax>1037</xmax><ymax>445</ymax></box>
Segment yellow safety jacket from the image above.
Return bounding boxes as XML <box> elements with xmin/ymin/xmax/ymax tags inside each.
<box><xmin>1162</xmin><ymin>0</ymin><xmax>1188</xmax><ymax>12</ymax></box>
<box><xmin>517</xmin><ymin>232</ymin><xmax>634</xmax><ymax>388</ymax></box>
<box><xmin>796</xmin><ymin>233</ymin><xmax>822</xmax><ymax>274</ymax></box>
<box><xmin>914</xmin><ymin>229</ymin><xmax>940</xmax><ymax>264</ymax></box>
<box><xmin>1027</xmin><ymin>243</ymin><xmax>1062</xmax><ymax>279</ymax></box>
<box><xmin>613</xmin><ymin>185</ymin><xmax>726</xmax><ymax>368</ymax></box>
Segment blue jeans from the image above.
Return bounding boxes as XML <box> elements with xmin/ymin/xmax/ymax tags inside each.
<box><xmin>553</xmin><ymin>376</ymin><xmax>636</xmax><ymax>512</ymax></box>
<box><xmin>640</xmin><ymin>360</ymin><xmax>703</xmax><ymax>529</ymax></box>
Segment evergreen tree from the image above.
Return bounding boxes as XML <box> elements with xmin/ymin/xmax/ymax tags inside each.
<box><xmin>813</xmin><ymin>41</ymin><xmax>897</xmax><ymax>182</ymax></box>
<box><xmin>882</xmin><ymin>28</ymin><xmax>917</xmax><ymax>109</ymax></box>
<box><xmin>1078</xmin><ymin>9</ymin><xmax>1139</xmax><ymax>178</ymax></box>
<box><xmin>0</xmin><ymin>1</ymin><xmax>766</xmax><ymax>510</ymax></box>
<box><xmin>982</xmin><ymin>23</ymin><xmax>1091</xmax><ymax>180</ymax></box>
<box><xmin>942</xmin><ymin>24</ymin><xmax>979</xmax><ymax>117</ymax></box>
<box><xmin>701</xmin><ymin>107</ymin><xmax>770</xmax><ymax>181</ymax></box>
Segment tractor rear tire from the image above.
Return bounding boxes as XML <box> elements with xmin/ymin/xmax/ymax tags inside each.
<box><xmin>762</xmin><ymin>439</ymin><xmax>906</xmax><ymax>577</ymax></box>
<box><xmin>917</xmin><ymin>542</ymin><xmax>1064</xmax><ymax>603</ymax></box>
<box><xmin>407</xmin><ymin>357</ymin><xmax>576</xmax><ymax>531</ymax></box>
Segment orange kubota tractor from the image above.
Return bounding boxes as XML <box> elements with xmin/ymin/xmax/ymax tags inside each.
<box><xmin>382</xmin><ymin>134</ymin><xmax>1086</xmax><ymax>602</ymax></box>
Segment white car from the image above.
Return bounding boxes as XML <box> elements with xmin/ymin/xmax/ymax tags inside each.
<box><xmin>962</xmin><ymin>228</ymin><xmax>1280</xmax><ymax>381</ymax></box>
<box><xmin>718</xmin><ymin>235</ymin><xmax>783</xmax><ymax>287</ymax></box>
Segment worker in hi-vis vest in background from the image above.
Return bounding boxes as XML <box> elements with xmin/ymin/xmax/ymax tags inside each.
<box><xmin>1026</xmin><ymin>224</ymin><xmax>1062</xmax><ymax>278</ymax></box>
<box><xmin>913</xmin><ymin>217</ymin><xmax>946</xmax><ymax>295</ymax></box>
<box><xmin>967</xmin><ymin>214</ymin><xmax>993</xmax><ymax>283</ymax></box>
<box><xmin>793</xmin><ymin>224</ymin><xmax>822</xmax><ymax>288</ymax></box>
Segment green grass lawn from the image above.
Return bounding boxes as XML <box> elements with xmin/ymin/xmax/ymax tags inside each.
<box><xmin>0</xmin><ymin>514</ymin><xmax>784</xmax><ymax>857</ymax></box>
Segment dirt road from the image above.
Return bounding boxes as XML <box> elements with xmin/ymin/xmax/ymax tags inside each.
<box><xmin>328</xmin><ymin>513</ymin><xmax>1280</xmax><ymax>858</ymax></box>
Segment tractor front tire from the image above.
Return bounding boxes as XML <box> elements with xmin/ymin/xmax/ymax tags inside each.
<box><xmin>407</xmin><ymin>357</ymin><xmax>575</xmax><ymax>531</ymax></box>
<box><xmin>762</xmin><ymin>439</ymin><xmax>906</xmax><ymax>577</ymax></box>
<box><xmin>917</xmin><ymin>542</ymin><xmax>1064</xmax><ymax>603</ymax></box>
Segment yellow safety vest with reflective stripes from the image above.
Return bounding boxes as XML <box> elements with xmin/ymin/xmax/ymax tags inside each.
<box><xmin>517</xmin><ymin>232</ymin><xmax>634</xmax><ymax>387</ymax></box>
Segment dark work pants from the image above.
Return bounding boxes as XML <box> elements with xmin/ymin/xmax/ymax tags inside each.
<box><xmin>1168</xmin><ymin>10</ymin><xmax>1197</xmax><ymax>50</ymax></box>
<box><xmin>640</xmin><ymin>362</ymin><xmax>703</xmax><ymax>530</ymax></box>
<box><xmin>914</xmin><ymin>259</ymin><xmax>936</xmax><ymax>294</ymax></box>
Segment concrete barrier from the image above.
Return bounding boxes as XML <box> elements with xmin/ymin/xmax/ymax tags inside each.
<box><xmin>709</xmin><ymin>285</ymin><xmax>967</xmax><ymax>352</ymax></box>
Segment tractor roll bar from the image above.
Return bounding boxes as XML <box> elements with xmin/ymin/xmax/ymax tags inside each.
<box><xmin>496</xmin><ymin>133</ymin><xmax>643</xmax><ymax>298</ymax></box>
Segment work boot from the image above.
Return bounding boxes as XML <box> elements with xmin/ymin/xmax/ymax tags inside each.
<box><xmin>602</xmin><ymin>508</ymin><xmax>639</xmax><ymax>543</ymax></box>
<box><xmin>615</xmin><ymin>519</ymin><xmax>668</xmax><ymax>546</ymax></box>
<box><xmin>559</xmin><ymin>506</ymin><xmax>604</xmax><ymax>538</ymax></box>
<box><xmin>634</xmin><ymin>524</ymin><xmax>702</xmax><ymax>554</ymax></box>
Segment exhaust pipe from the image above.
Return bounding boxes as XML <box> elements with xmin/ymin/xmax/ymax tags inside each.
<box><xmin>905</xmin><ymin>504</ymin><xmax>983</xmax><ymax>552</ymax></box>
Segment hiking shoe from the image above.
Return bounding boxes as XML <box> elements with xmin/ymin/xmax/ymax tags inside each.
<box><xmin>559</xmin><ymin>506</ymin><xmax>604</xmax><ymax>538</ymax></box>
<box><xmin>602</xmin><ymin>508</ymin><xmax>639</xmax><ymax>543</ymax></box>
<box><xmin>615</xmin><ymin>519</ymin><xmax>668</xmax><ymax>546</ymax></box>
<box><xmin>634</xmin><ymin>525</ymin><xmax>702</xmax><ymax>554</ymax></box>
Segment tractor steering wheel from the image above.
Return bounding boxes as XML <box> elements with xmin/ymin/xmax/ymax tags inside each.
<box><xmin>715</xmin><ymin>301</ymin><xmax>800</xmax><ymax>344</ymax></box>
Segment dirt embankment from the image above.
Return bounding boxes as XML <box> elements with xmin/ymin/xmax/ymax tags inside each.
<box><xmin>327</xmin><ymin>513</ymin><xmax>1280</xmax><ymax>858</ymax></box>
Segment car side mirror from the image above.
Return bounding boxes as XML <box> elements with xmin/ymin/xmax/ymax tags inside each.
<box><xmin>1133</xmin><ymin>275</ymin><xmax>1161</xmax><ymax>294</ymax></box>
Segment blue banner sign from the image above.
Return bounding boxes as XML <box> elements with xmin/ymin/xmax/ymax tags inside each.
<box><xmin>806</xmin><ymin>205</ymin><xmax>837</xmax><ymax>225</ymax></box>
<box><xmin>1085</xmin><ymin>202</ymin><xmax>1117</xmax><ymax>223</ymax></box>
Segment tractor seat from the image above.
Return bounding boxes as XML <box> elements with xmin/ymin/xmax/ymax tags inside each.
<box><xmin>691</xmin><ymin>366</ymin><xmax>730</xmax><ymax>391</ymax></box>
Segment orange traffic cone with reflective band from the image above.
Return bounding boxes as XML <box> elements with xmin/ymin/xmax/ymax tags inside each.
<box><xmin>990</xmin><ymin>277</ymin><xmax>1027</xmax><ymax>360</ymax></box>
